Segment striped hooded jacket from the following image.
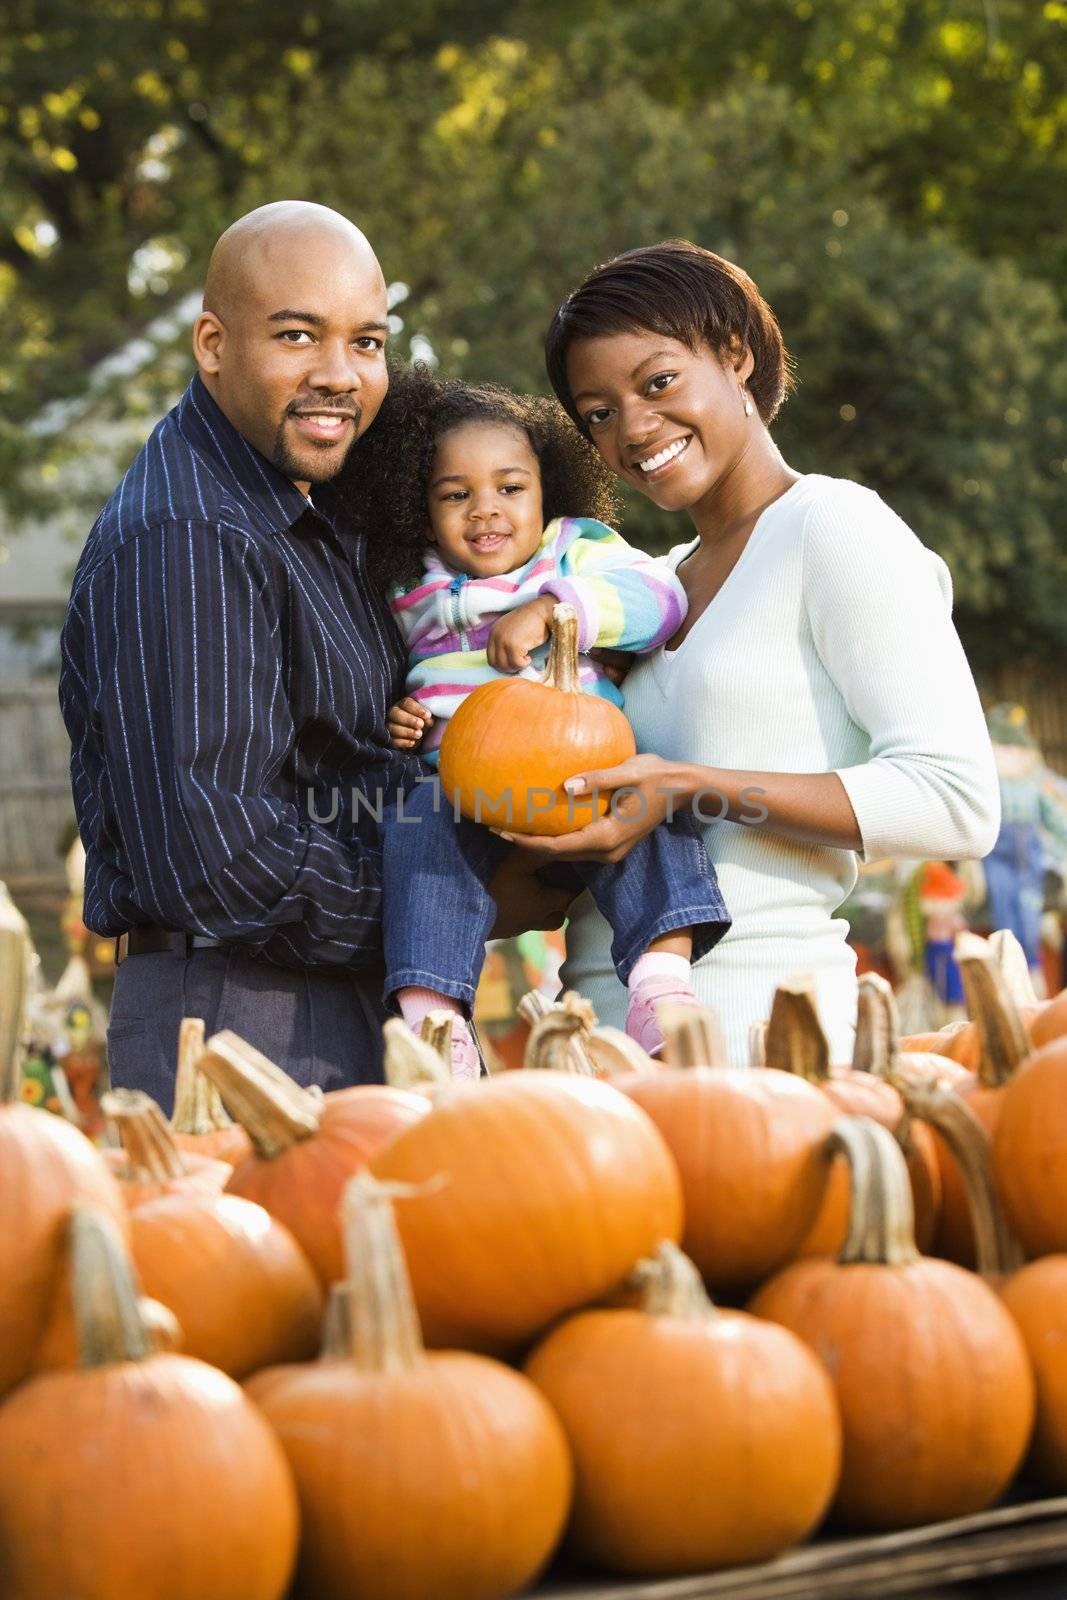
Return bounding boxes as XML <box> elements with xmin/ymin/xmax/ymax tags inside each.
<box><xmin>389</xmin><ymin>516</ymin><xmax>688</xmax><ymax>763</ymax></box>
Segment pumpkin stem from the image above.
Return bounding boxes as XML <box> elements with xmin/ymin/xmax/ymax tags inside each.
<box><xmin>383</xmin><ymin>1018</ymin><xmax>450</xmax><ymax>1091</ymax></box>
<box><xmin>0</xmin><ymin>883</ymin><xmax>32</xmax><ymax>1104</ymax></box>
<box><xmin>170</xmin><ymin>1016</ymin><xmax>237</xmax><ymax>1136</ymax></box>
<box><xmin>341</xmin><ymin>1171</ymin><xmax>427</xmax><ymax>1373</ymax></box>
<box><xmin>102</xmin><ymin>1089</ymin><xmax>190</xmax><ymax>1181</ymax></box>
<box><xmin>320</xmin><ymin>1281</ymin><xmax>352</xmax><ymax>1359</ymax></box>
<box><xmin>748</xmin><ymin>1021</ymin><xmax>768</xmax><ymax>1068</ymax></box>
<box><xmin>764</xmin><ymin>977</ymin><xmax>831</xmax><ymax>1081</ymax></box>
<box><xmin>629</xmin><ymin>1241</ymin><xmax>718</xmax><ymax>1322</ymax></box>
<box><xmin>542</xmin><ymin>603</ymin><xmax>582</xmax><ymax>695</ymax></box>
<box><xmin>70</xmin><ymin>1204</ymin><xmax>154</xmax><ymax>1367</ymax></box>
<box><xmin>898</xmin><ymin>1080</ymin><xmax>1025</xmax><ymax>1279</ymax></box>
<box><xmin>852</xmin><ymin>972</ymin><xmax>900</xmax><ymax>1078</ymax></box>
<box><xmin>830</xmin><ymin>1117</ymin><xmax>920</xmax><ymax>1267</ymax></box>
<box><xmin>524</xmin><ymin>991</ymin><xmax>599</xmax><ymax>1074</ymax></box>
<box><xmin>517</xmin><ymin>989</ymin><xmax>554</xmax><ymax>1026</ymax></box>
<box><xmin>196</xmin><ymin>1031</ymin><xmax>323</xmax><ymax>1157</ymax></box>
<box><xmin>955</xmin><ymin>933</ymin><xmax>1031</xmax><ymax>1088</ymax></box>
<box><xmin>659</xmin><ymin>1003</ymin><xmax>729</xmax><ymax>1070</ymax></box>
<box><xmin>585</xmin><ymin>1025</ymin><xmax>655</xmax><ymax>1079</ymax></box>
<box><xmin>420</xmin><ymin>1009</ymin><xmax>457</xmax><ymax>1068</ymax></box>
<box><xmin>140</xmin><ymin>1296</ymin><xmax>183</xmax><ymax>1354</ymax></box>
<box><xmin>988</xmin><ymin>929</ymin><xmax>1040</xmax><ymax>1008</ymax></box>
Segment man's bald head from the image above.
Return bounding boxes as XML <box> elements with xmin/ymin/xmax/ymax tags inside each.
<box><xmin>193</xmin><ymin>201</ymin><xmax>390</xmax><ymax>493</ymax></box>
<box><xmin>202</xmin><ymin>201</ymin><xmax>383</xmax><ymax>324</ymax></box>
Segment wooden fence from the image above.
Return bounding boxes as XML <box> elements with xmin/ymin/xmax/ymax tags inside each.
<box><xmin>0</xmin><ymin>679</ymin><xmax>75</xmax><ymax>892</ymax></box>
<box><xmin>981</xmin><ymin>663</ymin><xmax>1067</xmax><ymax>776</ymax></box>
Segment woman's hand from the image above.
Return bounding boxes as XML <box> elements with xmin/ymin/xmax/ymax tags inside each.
<box><xmin>486</xmin><ymin>596</ymin><xmax>556</xmax><ymax>672</ymax></box>
<box><xmin>494</xmin><ymin>754</ymin><xmax>686</xmax><ymax>864</ymax></box>
<box><xmin>387</xmin><ymin>696</ymin><xmax>432</xmax><ymax>749</ymax></box>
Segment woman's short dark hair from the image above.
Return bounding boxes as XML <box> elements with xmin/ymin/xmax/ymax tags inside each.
<box><xmin>544</xmin><ymin>240</ymin><xmax>795</xmax><ymax>434</ymax></box>
<box><xmin>332</xmin><ymin>363</ymin><xmax>621</xmax><ymax>594</ymax></box>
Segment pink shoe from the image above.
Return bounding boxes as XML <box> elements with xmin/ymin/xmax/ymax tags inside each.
<box><xmin>626</xmin><ymin>977</ymin><xmax>698</xmax><ymax>1057</ymax></box>
<box><xmin>449</xmin><ymin>1016</ymin><xmax>482</xmax><ymax>1083</ymax></box>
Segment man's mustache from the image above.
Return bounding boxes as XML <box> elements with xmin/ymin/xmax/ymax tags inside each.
<box><xmin>287</xmin><ymin>399</ymin><xmax>363</xmax><ymax>423</ymax></box>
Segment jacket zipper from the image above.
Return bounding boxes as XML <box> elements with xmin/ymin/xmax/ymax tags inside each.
<box><xmin>449</xmin><ymin>573</ymin><xmax>470</xmax><ymax>651</ymax></box>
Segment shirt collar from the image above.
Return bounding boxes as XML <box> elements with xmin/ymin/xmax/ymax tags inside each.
<box><xmin>176</xmin><ymin>374</ymin><xmax>317</xmax><ymax>536</ymax></box>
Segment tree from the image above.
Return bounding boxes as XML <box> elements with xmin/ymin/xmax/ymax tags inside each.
<box><xmin>2</xmin><ymin>0</ymin><xmax>1064</xmax><ymax>662</ymax></box>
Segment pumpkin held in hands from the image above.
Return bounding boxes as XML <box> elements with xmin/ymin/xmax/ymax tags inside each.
<box><xmin>438</xmin><ymin>602</ymin><xmax>635</xmax><ymax>835</ymax></box>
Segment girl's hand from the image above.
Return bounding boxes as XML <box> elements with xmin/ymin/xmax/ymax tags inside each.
<box><xmin>588</xmin><ymin>647</ymin><xmax>633</xmax><ymax>688</ymax></box>
<box><xmin>487</xmin><ymin>596</ymin><xmax>556</xmax><ymax>672</ymax></box>
<box><xmin>388</xmin><ymin>697</ymin><xmax>432</xmax><ymax>749</ymax></box>
<box><xmin>494</xmin><ymin>754</ymin><xmax>686</xmax><ymax>864</ymax></box>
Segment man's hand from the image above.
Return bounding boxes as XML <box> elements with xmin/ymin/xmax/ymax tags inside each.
<box><xmin>487</xmin><ymin>848</ymin><xmax>576</xmax><ymax>938</ymax></box>
<box><xmin>495</xmin><ymin>754</ymin><xmax>684</xmax><ymax>864</ymax></box>
<box><xmin>486</xmin><ymin>596</ymin><xmax>556</xmax><ymax>672</ymax></box>
<box><xmin>387</xmin><ymin>696</ymin><xmax>432</xmax><ymax>750</ymax></box>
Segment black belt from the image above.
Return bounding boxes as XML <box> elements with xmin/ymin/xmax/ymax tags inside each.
<box><xmin>115</xmin><ymin>928</ymin><xmax>227</xmax><ymax>964</ymax></box>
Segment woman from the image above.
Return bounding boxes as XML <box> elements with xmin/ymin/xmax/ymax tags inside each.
<box><xmin>502</xmin><ymin>239</ymin><xmax>998</xmax><ymax>1064</ymax></box>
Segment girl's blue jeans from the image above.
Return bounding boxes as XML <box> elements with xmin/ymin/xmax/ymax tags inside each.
<box><xmin>381</xmin><ymin>774</ymin><xmax>730</xmax><ymax>1010</ymax></box>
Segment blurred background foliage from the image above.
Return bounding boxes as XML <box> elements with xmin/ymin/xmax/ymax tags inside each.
<box><xmin>1</xmin><ymin>0</ymin><xmax>1065</xmax><ymax>663</ymax></box>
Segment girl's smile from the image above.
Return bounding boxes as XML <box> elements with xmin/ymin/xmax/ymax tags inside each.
<box><xmin>428</xmin><ymin>420</ymin><xmax>546</xmax><ymax>577</ymax></box>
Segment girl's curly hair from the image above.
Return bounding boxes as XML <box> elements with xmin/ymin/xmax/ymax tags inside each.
<box><xmin>331</xmin><ymin>362</ymin><xmax>622</xmax><ymax>594</ymax></box>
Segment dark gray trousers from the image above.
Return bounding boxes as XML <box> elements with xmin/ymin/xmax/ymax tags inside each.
<box><xmin>106</xmin><ymin>947</ymin><xmax>390</xmax><ymax>1116</ymax></box>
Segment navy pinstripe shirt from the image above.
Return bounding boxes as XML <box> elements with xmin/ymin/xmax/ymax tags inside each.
<box><xmin>59</xmin><ymin>374</ymin><xmax>420</xmax><ymax>968</ymax></box>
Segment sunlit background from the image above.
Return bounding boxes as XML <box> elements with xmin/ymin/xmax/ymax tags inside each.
<box><xmin>1</xmin><ymin>0</ymin><xmax>1065</xmax><ymax>963</ymax></box>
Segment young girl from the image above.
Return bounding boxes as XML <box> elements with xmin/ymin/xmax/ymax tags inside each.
<box><xmin>343</xmin><ymin>368</ymin><xmax>729</xmax><ymax>1078</ymax></box>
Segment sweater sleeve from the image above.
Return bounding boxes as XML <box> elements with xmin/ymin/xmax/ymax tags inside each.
<box><xmin>803</xmin><ymin>484</ymin><xmax>1000</xmax><ymax>862</ymax></box>
<box><xmin>536</xmin><ymin>517</ymin><xmax>687</xmax><ymax>653</ymax></box>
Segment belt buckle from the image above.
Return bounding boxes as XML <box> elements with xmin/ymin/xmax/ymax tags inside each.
<box><xmin>116</xmin><ymin>932</ymin><xmax>129</xmax><ymax>965</ymax></box>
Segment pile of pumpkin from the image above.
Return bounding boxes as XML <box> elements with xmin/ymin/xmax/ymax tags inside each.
<box><xmin>5</xmin><ymin>914</ymin><xmax>1067</xmax><ymax>1600</ymax></box>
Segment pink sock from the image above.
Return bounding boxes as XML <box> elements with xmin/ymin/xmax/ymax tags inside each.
<box><xmin>397</xmin><ymin>987</ymin><xmax>462</xmax><ymax>1036</ymax></box>
<box><xmin>628</xmin><ymin>952</ymin><xmax>693</xmax><ymax>993</ymax></box>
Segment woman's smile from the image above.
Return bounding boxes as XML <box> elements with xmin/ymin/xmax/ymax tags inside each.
<box><xmin>633</xmin><ymin>434</ymin><xmax>693</xmax><ymax>480</ymax></box>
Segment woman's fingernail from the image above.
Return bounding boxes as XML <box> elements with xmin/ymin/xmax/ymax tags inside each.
<box><xmin>564</xmin><ymin>779</ymin><xmax>586</xmax><ymax>796</ymax></box>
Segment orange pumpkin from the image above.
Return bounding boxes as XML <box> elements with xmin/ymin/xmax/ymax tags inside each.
<box><xmin>1001</xmin><ymin>1257</ymin><xmax>1067</xmax><ymax>1489</ymax></box>
<box><xmin>438</xmin><ymin>602</ymin><xmax>636</xmax><ymax>836</ymax></box>
<box><xmin>102</xmin><ymin>1088</ymin><xmax>231</xmax><ymax>1208</ymax></box>
<box><xmin>524</xmin><ymin>1240</ymin><xmax>840</xmax><ymax>1575</ymax></box>
<box><xmin>766</xmin><ymin>975</ymin><xmax>940</xmax><ymax>1255</ymax></box>
<box><xmin>993</xmin><ymin>1033</ymin><xmax>1067</xmax><ymax>1257</ymax></box>
<box><xmin>928</xmin><ymin>936</ymin><xmax>1032</xmax><ymax>1265</ymax></box>
<box><xmin>750</xmin><ymin>1118</ymin><xmax>1034</xmax><ymax>1530</ymax></box>
<box><xmin>1030</xmin><ymin>990</ymin><xmax>1067</xmax><ymax>1051</ymax></box>
<box><xmin>0</xmin><ymin>1046</ymin><xmax>129</xmax><ymax>1395</ymax></box>
<box><xmin>0</xmin><ymin>1206</ymin><xmax>298</xmax><ymax>1600</ymax></box>
<box><xmin>522</xmin><ymin>989</ymin><xmax>657</xmax><ymax>1080</ymax></box>
<box><xmin>899</xmin><ymin>1022</ymin><xmax>970</xmax><ymax>1057</ymax></box>
<box><xmin>249</xmin><ymin>1173</ymin><xmax>572</xmax><ymax>1600</ymax></box>
<box><xmin>129</xmin><ymin>1191</ymin><xmax>323</xmax><ymax>1378</ymax></box>
<box><xmin>618</xmin><ymin>1005</ymin><xmax>839</xmax><ymax>1293</ymax></box>
<box><xmin>893</xmin><ymin>1077</ymin><xmax>1024</xmax><ymax>1284</ymax></box>
<box><xmin>198</xmin><ymin>1030</ymin><xmax>428</xmax><ymax>1285</ymax></box>
<box><xmin>170</xmin><ymin>1016</ymin><xmax>251</xmax><ymax>1166</ymax></box>
<box><xmin>370</xmin><ymin>1069</ymin><xmax>683</xmax><ymax>1353</ymax></box>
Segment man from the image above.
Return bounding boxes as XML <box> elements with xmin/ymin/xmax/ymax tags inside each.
<box><xmin>60</xmin><ymin>201</ymin><xmax>569</xmax><ymax>1108</ymax></box>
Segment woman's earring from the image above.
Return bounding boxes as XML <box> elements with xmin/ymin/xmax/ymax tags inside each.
<box><xmin>741</xmin><ymin>387</ymin><xmax>754</xmax><ymax>417</ymax></box>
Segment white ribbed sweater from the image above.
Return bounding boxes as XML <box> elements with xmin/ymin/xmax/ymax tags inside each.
<box><xmin>561</xmin><ymin>474</ymin><xmax>1000</xmax><ymax>1065</ymax></box>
